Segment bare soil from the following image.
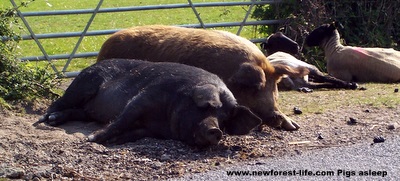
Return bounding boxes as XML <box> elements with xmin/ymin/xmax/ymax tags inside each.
<box><xmin>1</xmin><ymin>84</ymin><xmax>399</xmax><ymax>180</ymax></box>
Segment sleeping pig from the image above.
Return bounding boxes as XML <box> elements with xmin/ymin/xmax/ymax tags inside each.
<box><xmin>34</xmin><ymin>59</ymin><xmax>261</xmax><ymax>147</ymax></box>
<box><xmin>96</xmin><ymin>25</ymin><xmax>308</xmax><ymax>130</ymax></box>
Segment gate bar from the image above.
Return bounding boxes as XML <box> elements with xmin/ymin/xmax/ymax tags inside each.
<box><xmin>6</xmin><ymin>20</ymin><xmax>282</xmax><ymax>42</ymax></box>
<box><xmin>19</xmin><ymin>1</ymin><xmax>283</xmax><ymax>17</ymax></box>
<box><xmin>188</xmin><ymin>0</ymin><xmax>206</xmax><ymax>29</ymax></box>
<box><xmin>9</xmin><ymin>0</ymin><xmax>60</xmax><ymax>75</ymax></box>
<box><xmin>62</xmin><ymin>0</ymin><xmax>104</xmax><ymax>73</ymax></box>
<box><xmin>236</xmin><ymin>0</ymin><xmax>256</xmax><ymax>35</ymax></box>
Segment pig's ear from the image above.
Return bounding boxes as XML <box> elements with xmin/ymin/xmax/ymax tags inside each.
<box><xmin>229</xmin><ymin>63</ymin><xmax>266</xmax><ymax>89</ymax></box>
<box><xmin>224</xmin><ymin>105</ymin><xmax>261</xmax><ymax>135</ymax></box>
<box><xmin>193</xmin><ymin>84</ymin><xmax>223</xmax><ymax>108</ymax></box>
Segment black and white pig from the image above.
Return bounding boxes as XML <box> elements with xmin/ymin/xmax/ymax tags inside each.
<box><xmin>34</xmin><ymin>59</ymin><xmax>261</xmax><ymax>147</ymax></box>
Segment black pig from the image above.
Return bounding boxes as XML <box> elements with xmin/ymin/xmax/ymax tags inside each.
<box><xmin>34</xmin><ymin>59</ymin><xmax>261</xmax><ymax>147</ymax></box>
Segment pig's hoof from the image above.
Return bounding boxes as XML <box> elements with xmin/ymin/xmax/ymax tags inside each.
<box><xmin>87</xmin><ymin>131</ymin><xmax>108</xmax><ymax>144</ymax></box>
<box><xmin>46</xmin><ymin>112</ymin><xmax>65</xmax><ymax>126</ymax></box>
<box><xmin>87</xmin><ymin>134</ymin><xmax>96</xmax><ymax>142</ymax></box>
<box><xmin>33</xmin><ymin>112</ymin><xmax>66</xmax><ymax>126</ymax></box>
<box><xmin>281</xmin><ymin>120</ymin><xmax>300</xmax><ymax>131</ymax></box>
<box><xmin>48</xmin><ymin>114</ymin><xmax>57</xmax><ymax>121</ymax></box>
<box><xmin>33</xmin><ymin>114</ymin><xmax>50</xmax><ymax>126</ymax></box>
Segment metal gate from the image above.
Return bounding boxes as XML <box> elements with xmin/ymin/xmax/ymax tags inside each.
<box><xmin>9</xmin><ymin>0</ymin><xmax>284</xmax><ymax>77</ymax></box>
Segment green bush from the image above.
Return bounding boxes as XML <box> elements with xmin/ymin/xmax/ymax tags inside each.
<box><xmin>1</xmin><ymin>1</ymin><xmax>60</xmax><ymax>108</ymax></box>
<box><xmin>252</xmin><ymin>0</ymin><xmax>400</xmax><ymax>72</ymax></box>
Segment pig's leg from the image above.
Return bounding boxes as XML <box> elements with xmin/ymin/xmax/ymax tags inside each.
<box><xmin>35</xmin><ymin>71</ymin><xmax>105</xmax><ymax>126</ymax></box>
<box><xmin>88</xmin><ymin>94</ymin><xmax>152</xmax><ymax>144</ymax></box>
<box><xmin>34</xmin><ymin>109</ymin><xmax>88</xmax><ymax>126</ymax></box>
<box><xmin>104</xmin><ymin>129</ymin><xmax>150</xmax><ymax>145</ymax></box>
<box><xmin>48</xmin><ymin>72</ymin><xmax>105</xmax><ymax>113</ymax></box>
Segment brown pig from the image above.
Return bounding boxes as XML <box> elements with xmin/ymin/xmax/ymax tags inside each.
<box><xmin>97</xmin><ymin>25</ymin><xmax>308</xmax><ymax>130</ymax></box>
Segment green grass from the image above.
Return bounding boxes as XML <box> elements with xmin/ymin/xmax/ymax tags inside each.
<box><xmin>5</xmin><ymin>0</ymin><xmax>268</xmax><ymax>73</ymax></box>
<box><xmin>278</xmin><ymin>83</ymin><xmax>400</xmax><ymax>115</ymax></box>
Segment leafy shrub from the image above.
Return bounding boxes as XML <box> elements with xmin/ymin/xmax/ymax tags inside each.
<box><xmin>1</xmin><ymin>1</ymin><xmax>60</xmax><ymax>108</ymax></box>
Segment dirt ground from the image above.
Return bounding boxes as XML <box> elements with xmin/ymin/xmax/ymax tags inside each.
<box><xmin>0</xmin><ymin>84</ymin><xmax>399</xmax><ymax>180</ymax></box>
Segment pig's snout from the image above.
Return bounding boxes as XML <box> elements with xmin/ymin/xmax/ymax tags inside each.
<box><xmin>195</xmin><ymin>117</ymin><xmax>223</xmax><ymax>146</ymax></box>
<box><xmin>206</xmin><ymin>128</ymin><xmax>223</xmax><ymax>145</ymax></box>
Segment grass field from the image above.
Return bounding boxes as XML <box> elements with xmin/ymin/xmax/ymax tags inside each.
<box><xmin>279</xmin><ymin>83</ymin><xmax>400</xmax><ymax>115</ymax></box>
<box><xmin>4</xmin><ymin>0</ymin><xmax>269</xmax><ymax>73</ymax></box>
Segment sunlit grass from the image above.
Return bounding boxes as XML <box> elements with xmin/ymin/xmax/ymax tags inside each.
<box><xmin>279</xmin><ymin>83</ymin><xmax>400</xmax><ymax>115</ymax></box>
<box><xmin>5</xmin><ymin>0</ymin><xmax>268</xmax><ymax>73</ymax></box>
